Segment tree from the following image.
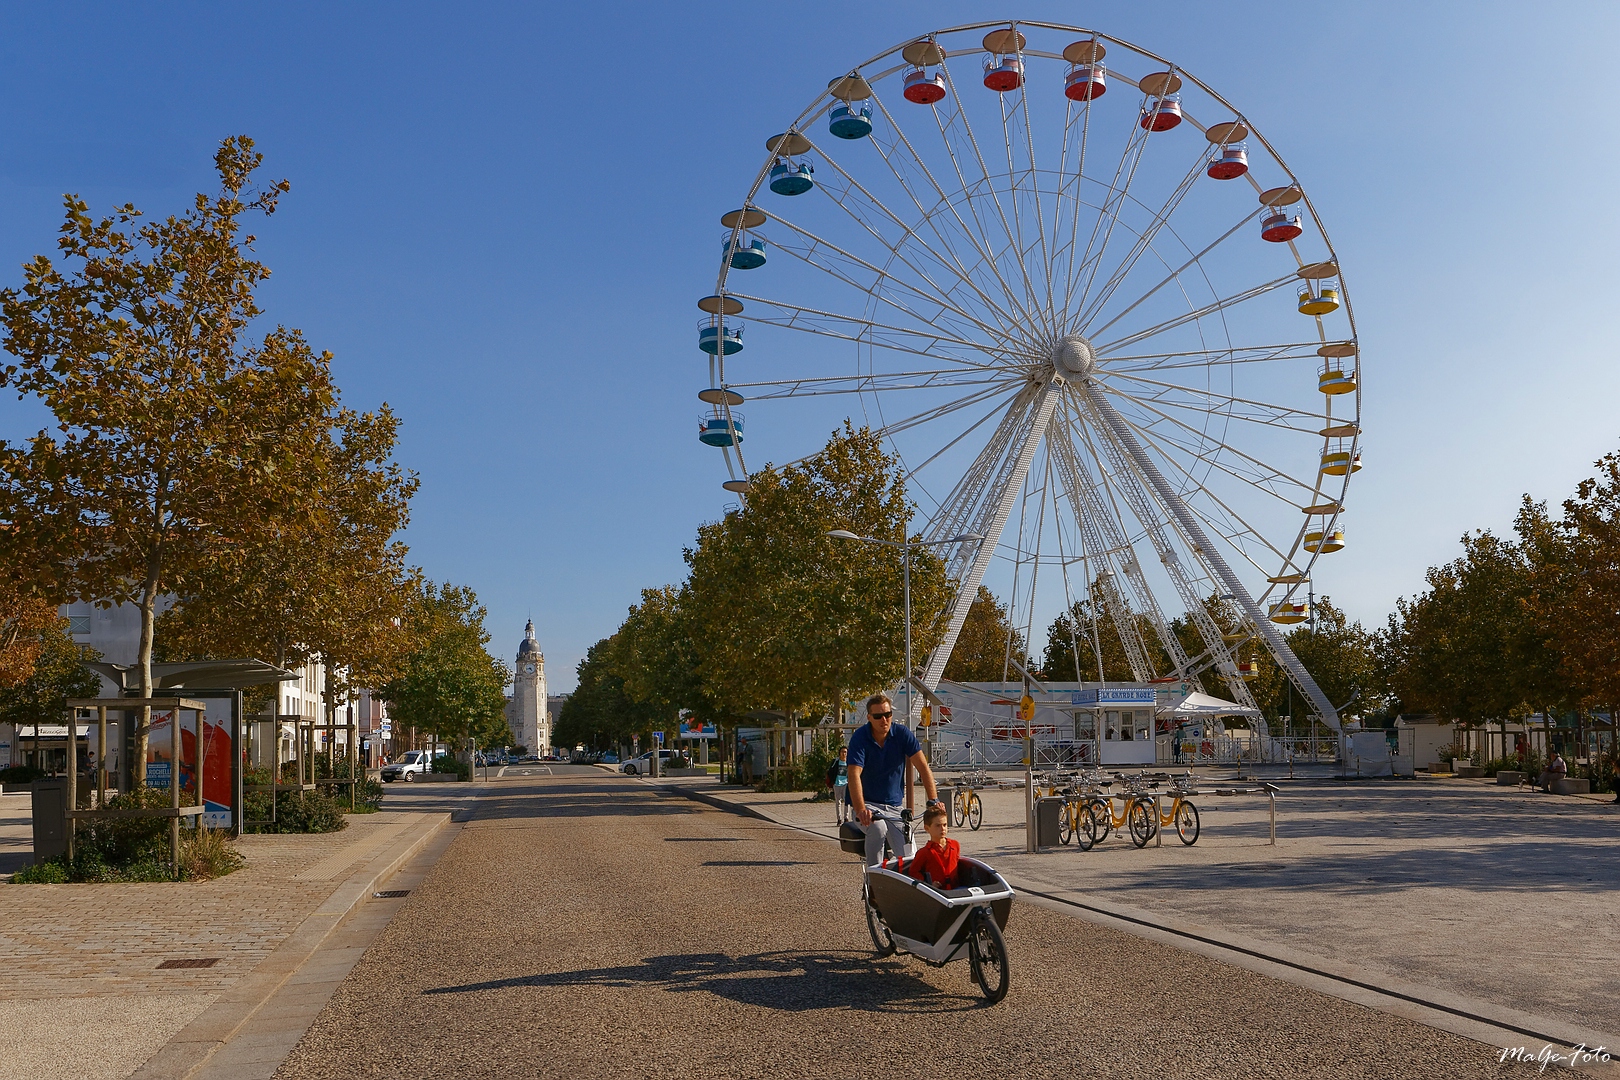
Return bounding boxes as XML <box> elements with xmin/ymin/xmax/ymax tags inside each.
<box><xmin>943</xmin><ymin>586</ymin><xmax>1025</xmax><ymax>682</ymax></box>
<box><xmin>1041</xmin><ymin>597</ymin><xmax>1166</xmax><ymax>682</ymax></box>
<box><xmin>0</xmin><ymin>617</ymin><xmax>102</xmax><ymax>763</ymax></box>
<box><xmin>684</xmin><ymin>424</ymin><xmax>951</xmax><ymax>720</ymax></box>
<box><xmin>1246</xmin><ymin>597</ymin><xmax>1384</xmax><ymax>725</ymax></box>
<box><xmin>553</xmin><ymin>637</ymin><xmax>652</xmax><ymax>752</ymax></box>
<box><xmin>0</xmin><ymin>136</ymin><xmax>341</xmax><ymax>783</ymax></box>
<box><xmin>1381</xmin><ymin>532</ymin><xmax>1535</xmax><ymax>725</ymax></box>
<box><xmin>614</xmin><ymin>584</ymin><xmax>714</xmax><ymax>725</ymax></box>
<box><xmin>1538</xmin><ymin>452</ymin><xmax>1620</xmax><ymax>711</ymax></box>
<box><xmin>0</xmin><ymin>585</ymin><xmax>60</xmax><ymax>688</ymax></box>
<box><xmin>378</xmin><ymin>582</ymin><xmax>510</xmax><ymax>753</ymax></box>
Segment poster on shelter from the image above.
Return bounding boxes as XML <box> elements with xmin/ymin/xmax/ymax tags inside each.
<box><xmin>146</xmin><ymin>711</ymin><xmax>233</xmax><ymax>828</ymax></box>
<box><xmin>678</xmin><ymin>719</ymin><xmax>716</xmax><ymax>739</ymax></box>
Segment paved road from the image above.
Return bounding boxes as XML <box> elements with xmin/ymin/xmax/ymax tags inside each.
<box><xmin>276</xmin><ymin>770</ymin><xmax>1542</xmax><ymax>1079</ymax></box>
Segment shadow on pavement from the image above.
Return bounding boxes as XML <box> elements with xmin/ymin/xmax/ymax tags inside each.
<box><xmin>1100</xmin><ymin>839</ymin><xmax>1617</xmax><ymax>894</ymax></box>
<box><xmin>424</xmin><ymin>950</ymin><xmax>984</xmax><ymax>1013</ymax></box>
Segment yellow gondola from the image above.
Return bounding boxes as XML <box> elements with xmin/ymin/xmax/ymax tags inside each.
<box><xmin>1269</xmin><ymin>601</ymin><xmax>1309</xmax><ymax>624</ymax></box>
<box><xmin>1304</xmin><ymin>529</ymin><xmax>1346</xmax><ymax>554</ymax></box>
<box><xmin>1320</xmin><ymin>450</ymin><xmax>1362</xmax><ymax>476</ymax></box>
<box><xmin>1297</xmin><ymin>284</ymin><xmax>1340</xmax><ymax>316</ymax></box>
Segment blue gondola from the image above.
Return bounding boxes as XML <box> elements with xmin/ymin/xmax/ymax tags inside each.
<box><xmin>723</xmin><ymin>234</ymin><xmax>767</xmax><ymax>270</ymax></box>
<box><xmin>698</xmin><ymin>322</ymin><xmax>743</xmax><ymax>355</ymax></box>
<box><xmin>698</xmin><ymin>414</ymin><xmax>744</xmax><ymax>447</ymax></box>
<box><xmin>769</xmin><ymin>159</ymin><xmax>815</xmax><ymax>196</ymax></box>
<box><xmin>829</xmin><ymin>103</ymin><xmax>873</xmax><ymax>139</ymax></box>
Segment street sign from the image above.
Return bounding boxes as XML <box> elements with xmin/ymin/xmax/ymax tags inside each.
<box><xmin>653</xmin><ymin>731</ymin><xmax>664</xmax><ymax>746</ymax></box>
<box><xmin>1019</xmin><ymin>694</ymin><xmax>1035</xmax><ymax>722</ymax></box>
<box><xmin>920</xmin><ymin>704</ymin><xmax>932</xmax><ymax>727</ymax></box>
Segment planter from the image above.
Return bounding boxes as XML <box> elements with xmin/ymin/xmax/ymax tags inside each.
<box><xmin>1</xmin><ymin>783</ymin><xmax>35</xmax><ymax>795</ymax></box>
<box><xmin>1496</xmin><ymin>771</ymin><xmax>1524</xmax><ymax>786</ymax></box>
<box><xmin>1454</xmin><ymin>765</ymin><xmax>1486</xmax><ymax>778</ymax></box>
<box><xmin>1551</xmin><ymin>778</ymin><xmax>1590</xmax><ymax>796</ymax></box>
<box><xmin>418</xmin><ymin>772</ymin><xmax>466</xmax><ymax>782</ymax></box>
<box><xmin>662</xmin><ymin>767</ymin><xmax>708</xmax><ymax>778</ymax></box>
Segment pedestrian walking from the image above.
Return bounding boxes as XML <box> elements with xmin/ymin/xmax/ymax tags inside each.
<box><xmin>827</xmin><ymin>747</ymin><xmax>850</xmax><ymax>824</ymax></box>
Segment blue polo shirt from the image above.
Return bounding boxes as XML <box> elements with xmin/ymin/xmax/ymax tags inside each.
<box><xmin>846</xmin><ymin>721</ymin><xmax>921</xmax><ymax>806</ymax></box>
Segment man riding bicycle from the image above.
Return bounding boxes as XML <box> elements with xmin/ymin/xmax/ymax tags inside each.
<box><xmin>848</xmin><ymin>692</ymin><xmax>943</xmax><ymax>866</ymax></box>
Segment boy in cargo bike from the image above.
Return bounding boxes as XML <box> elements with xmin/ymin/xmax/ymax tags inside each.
<box><xmin>841</xmin><ymin>692</ymin><xmax>1014</xmax><ymax>1003</ymax></box>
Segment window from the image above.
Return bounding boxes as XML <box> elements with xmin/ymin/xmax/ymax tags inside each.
<box><xmin>68</xmin><ymin>616</ymin><xmax>91</xmax><ymax>636</ymax></box>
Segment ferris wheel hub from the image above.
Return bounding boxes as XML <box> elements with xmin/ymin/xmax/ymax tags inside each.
<box><xmin>1050</xmin><ymin>334</ymin><xmax>1098</xmax><ymax>382</ymax></box>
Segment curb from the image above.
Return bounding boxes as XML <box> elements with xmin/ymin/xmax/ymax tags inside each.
<box><xmin>653</xmin><ymin>780</ymin><xmax>1620</xmax><ymax>1066</ymax></box>
<box><xmin>129</xmin><ymin>811</ymin><xmax>453</xmax><ymax>1080</ymax></box>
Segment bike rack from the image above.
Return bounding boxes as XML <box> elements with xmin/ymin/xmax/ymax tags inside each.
<box><xmin>1213</xmin><ymin>781</ymin><xmax>1280</xmax><ymax>845</ymax></box>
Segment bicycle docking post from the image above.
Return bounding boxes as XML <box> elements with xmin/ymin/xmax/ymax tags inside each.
<box><xmin>1154</xmin><ymin>791</ymin><xmax>1163</xmax><ymax>848</ymax></box>
<box><xmin>1263</xmin><ymin>782</ymin><xmax>1278</xmax><ymax>845</ymax></box>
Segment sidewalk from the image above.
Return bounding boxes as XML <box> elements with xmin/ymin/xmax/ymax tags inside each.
<box><xmin>652</xmin><ymin>771</ymin><xmax>1620</xmax><ymax>1057</ymax></box>
<box><xmin>0</xmin><ymin>793</ymin><xmax>459</xmax><ymax>1080</ymax></box>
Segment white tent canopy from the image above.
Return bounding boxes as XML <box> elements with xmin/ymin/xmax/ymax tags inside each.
<box><xmin>1169</xmin><ymin>692</ymin><xmax>1261</xmax><ymax>718</ymax></box>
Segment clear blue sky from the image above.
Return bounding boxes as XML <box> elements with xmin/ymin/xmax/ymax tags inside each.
<box><xmin>1</xmin><ymin>3</ymin><xmax>1616</xmax><ymax>690</ymax></box>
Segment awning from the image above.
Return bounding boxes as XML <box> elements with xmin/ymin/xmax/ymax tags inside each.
<box><xmin>84</xmin><ymin>659</ymin><xmax>298</xmax><ymax>690</ymax></box>
<box><xmin>1168</xmin><ymin>692</ymin><xmax>1261</xmax><ymax>719</ymax></box>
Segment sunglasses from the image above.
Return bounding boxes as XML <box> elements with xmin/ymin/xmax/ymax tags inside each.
<box><xmin>870</xmin><ymin>710</ymin><xmax>893</xmax><ymax>719</ymax></box>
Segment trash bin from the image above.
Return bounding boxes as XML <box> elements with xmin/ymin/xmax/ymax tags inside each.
<box><xmin>30</xmin><ymin>778</ymin><xmax>67</xmax><ymax>864</ymax></box>
<box><xmin>936</xmin><ymin>785</ymin><xmax>954</xmax><ymax>818</ymax></box>
<box><xmin>1035</xmin><ymin>795</ymin><xmax>1064</xmax><ymax>848</ymax></box>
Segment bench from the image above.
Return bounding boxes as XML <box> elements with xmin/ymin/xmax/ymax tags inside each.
<box><xmin>1551</xmin><ymin>778</ymin><xmax>1590</xmax><ymax>796</ymax></box>
<box><xmin>1496</xmin><ymin>770</ymin><xmax>1524</xmax><ymax>786</ymax></box>
<box><xmin>1455</xmin><ymin>765</ymin><xmax>1486</xmax><ymax>778</ymax></box>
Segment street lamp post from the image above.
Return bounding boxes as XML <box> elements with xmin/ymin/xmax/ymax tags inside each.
<box><xmin>827</xmin><ymin>528</ymin><xmax>983</xmax><ymax>753</ymax></box>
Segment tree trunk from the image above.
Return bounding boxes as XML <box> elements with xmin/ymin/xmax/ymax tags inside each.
<box><xmin>133</xmin><ymin>546</ymin><xmax>163</xmax><ymax>790</ymax></box>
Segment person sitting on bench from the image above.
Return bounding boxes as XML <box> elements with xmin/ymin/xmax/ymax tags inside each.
<box><xmin>906</xmin><ymin>804</ymin><xmax>960</xmax><ymax>890</ymax></box>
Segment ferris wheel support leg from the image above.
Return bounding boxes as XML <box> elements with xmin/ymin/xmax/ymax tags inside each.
<box><xmin>1082</xmin><ymin>385</ymin><xmax>1342</xmax><ymax>734</ymax></box>
<box><xmin>919</xmin><ymin>380</ymin><xmax>1062</xmax><ymax>698</ymax></box>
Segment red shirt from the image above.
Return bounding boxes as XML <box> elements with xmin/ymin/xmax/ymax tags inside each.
<box><xmin>906</xmin><ymin>838</ymin><xmax>960</xmax><ymax>890</ymax></box>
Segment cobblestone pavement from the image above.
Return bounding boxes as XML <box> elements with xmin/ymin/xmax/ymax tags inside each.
<box><xmin>0</xmin><ymin>797</ymin><xmax>457</xmax><ymax>1080</ymax></box>
<box><xmin>717</xmin><ymin>767</ymin><xmax>1620</xmax><ymax>1049</ymax></box>
<box><xmin>277</xmin><ymin>770</ymin><xmax>1551</xmax><ymax>1080</ymax></box>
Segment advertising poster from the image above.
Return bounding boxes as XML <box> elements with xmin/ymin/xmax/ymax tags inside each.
<box><xmin>146</xmin><ymin>710</ymin><xmax>234</xmax><ymax>828</ymax></box>
<box><xmin>678</xmin><ymin>719</ymin><xmax>717</xmax><ymax>739</ymax></box>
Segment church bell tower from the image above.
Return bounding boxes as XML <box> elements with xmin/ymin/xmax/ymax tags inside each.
<box><xmin>508</xmin><ymin>620</ymin><xmax>549</xmax><ymax>754</ymax></box>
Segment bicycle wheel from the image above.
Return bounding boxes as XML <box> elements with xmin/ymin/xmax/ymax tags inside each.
<box><xmin>953</xmin><ymin>792</ymin><xmax>967</xmax><ymax>828</ymax></box>
<box><xmin>1075</xmin><ymin>802</ymin><xmax>1097</xmax><ymax>851</ymax></box>
<box><xmin>864</xmin><ymin>882</ymin><xmax>895</xmax><ymax>956</ymax></box>
<box><xmin>967</xmin><ymin>793</ymin><xmax>983</xmax><ymax>831</ymax></box>
<box><xmin>1175</xmin><ymin>801</ymin><xmax>1201</xmax><ymax>846</ymax></box>
<box><xmin>1128</xmin><ymin>798</ymin><xmax>1157</xmax><ymax>848</ymax></box>
<box><xmin>1058</xmin><ymin>801</ymin><xmax>1074</xmax><ymax>846</ymax></box>
<box><xmin>1084</xmin><ymin>799</ymin><xmax>1111</xmax><ymax>844</ymax></box>
<box><xmin>966</xmin><ymin>909</ymin><xmax>1010</xmax><ymax>1004</ymax></box>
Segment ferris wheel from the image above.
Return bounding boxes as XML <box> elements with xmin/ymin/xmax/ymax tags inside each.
<box><xmin>695</xmin><ymin>21</ymin><xmax>1361</xmax><ymax>730</ymax></box>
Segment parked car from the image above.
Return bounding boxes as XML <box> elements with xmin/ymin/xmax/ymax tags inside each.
<box><xmin>381</xmin><ymin>750</ymin><xmax>431</xmax><ymax>783</ymax></box>
<box><xmin>599</xmin><ymin>752</ymin><xmax>619</xmax><ymax>764</ymax></box>
<box><xmin>519</xmin><ymin>754</ymin><xmax>541</xmax><ymax>763</ymax></box>
<box><xmin>620</xmin><ymin>750</ymin><xmax>675</xmax><ymax>776</ymax></box>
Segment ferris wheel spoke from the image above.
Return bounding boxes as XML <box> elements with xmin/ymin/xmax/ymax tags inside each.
<box><xmin>1065</xmin><ymin>109</ymin><xmax>1155</xmax><ymax>323</ymax></box>
<box><xmin>809</xmin><ymin>138</ymin><xmax>1022</xmax><ymax>336</ymax></box>
<box><xmin>760</xmin><ymin>211</ymin><xmax>1019</xmax><ymax>350</ymax></box>
<box><xmin>1112</xmin><ymin>340</ymin><xmax>1324</xmax><ymax>371</ymax></box>
<box><xmin>728</xmin><ymin>367</ymin><xmax>1009</xmax><ymax>395</ymax></box>
<box><xmin>1112</xmin><ymin>414</ymin><xmax>1300</xmax><ymax>569</ymax></box>
<box><xmin>1097</xmin><ymin>383</ymin><xmax>1323</xmax><ymax>501</ymax></box>
<box><xmin>1073</xmin><ymin>148</ymin><xmax>1211</xmax><ymax>332</ymax></box>
<box><xmin>1085</xmin><ymin>205</ymin><xmax>1267</xmax><ymax>341</ymax></box>
<box><xmin>867</xmin><ymin>380</ymin><xmax>1023</xmax><ymax>441</ymax></box>
<box><xmin>999</xmin><ymin>79</ymin><xmax>1060</xmax><ymax>335</ymax></box>
<box><xmin>1101</xmin><ymin>368</ymin><xmax>1336</xmax><ymax>428</ymax></box>
<box><xmin>863</xmin><ymin>92</ymin><xmax>1038</xmax><ymax>332</ymax></box>
<box><xmin>901</xmin><ymin>390</ymin><xmax>1027</xmax><ymax>496</ymax></box>
<box><xmin>1097</xmin><ymin>273</ymin><xmax>1295</xmax><ymax>354</ymax></box>
<box><xmin>724</xmin><ymin>292</ymin><xmax>1005</xmax><ymax>367</ymax></box>
<box><xmin>929</xmin><ymin>61</ymin><xmax>1049</xmax><ymax>329</ymax></box>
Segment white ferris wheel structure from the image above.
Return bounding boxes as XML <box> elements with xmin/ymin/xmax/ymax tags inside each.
<box><xmin>695</xmin><ymin>21</ymin><xmax>1362</xmax><ymax>732</ymax></box>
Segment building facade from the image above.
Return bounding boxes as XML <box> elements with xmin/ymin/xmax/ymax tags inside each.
<box><xmin>503</xmin><ymin>621</ymin><xmax>550</xmax><ymax>754</ymax></box>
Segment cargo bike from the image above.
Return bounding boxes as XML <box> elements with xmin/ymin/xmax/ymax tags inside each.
<box><xmin>839</xmin><ymin>816</ymin><xmax>1015</xmax><ymax>1003</ymax></box>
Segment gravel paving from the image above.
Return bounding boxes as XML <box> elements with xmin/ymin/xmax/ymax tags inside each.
<box><xmin>276</xmin><ymin>769</ymin><xmax>1545</xmax><ymax>1079</ymax></box>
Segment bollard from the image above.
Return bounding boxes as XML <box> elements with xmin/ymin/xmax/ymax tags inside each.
<box><xmin>1153</xmin><ymin>792</ymin><xmax>1163</xmax><ymax>848</ymax></box>
<box><xmin>1267</xmin><ymin>788</ymin><xmax>1277</xmax><ymax>845</ymax></box>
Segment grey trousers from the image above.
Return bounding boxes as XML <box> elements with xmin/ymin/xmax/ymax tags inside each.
<box><xmin>862</xmin><ymin>804</ymin><xmax>913</xmax><ymax>866</ymax></box>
